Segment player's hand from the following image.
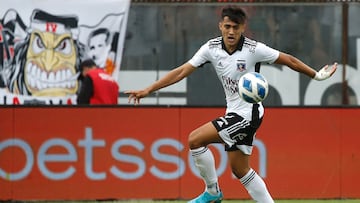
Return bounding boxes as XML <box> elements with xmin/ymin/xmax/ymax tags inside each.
<box><xmin>313</xmin><ymin>62</ymin><xmax>337</xmax><ymax>81</ymax></box>
<box><xmin>125</xmin><ymin>89</ymin><xmax>150</xmax><ymax>105</ymax></box>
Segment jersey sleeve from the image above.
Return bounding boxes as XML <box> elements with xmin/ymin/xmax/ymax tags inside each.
<box><xmin>255</xmin><ymin>42</ymin><xmax>280</xmax><ymax>64</ymax></box>
<box><xmin>188</xmin><ymin>42</ymin><xmax>210</xmax><ymax>68</ymax></box>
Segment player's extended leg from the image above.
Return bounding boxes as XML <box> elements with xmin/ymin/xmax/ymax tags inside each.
<box><xmin>228</xmin><ymin>150</ymin><xmax>274</xmax><ymax>203</ymax></box>
<box><xmin>187</xmin><ymin>122</ymin><xmax>224</xmax><ymax>203</ymax></box>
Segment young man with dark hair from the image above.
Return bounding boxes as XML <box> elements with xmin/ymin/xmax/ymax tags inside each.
<box><xmin>77</xmin><ymin>59</ymin><xmax>119</xmax><ymax>104</ymax></box>
<box><xmin>126</xmin><ymin>5</ymin><xmax>337</xmax><ymax>203</ymax></box>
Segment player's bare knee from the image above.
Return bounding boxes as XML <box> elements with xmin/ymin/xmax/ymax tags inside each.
<box><xmin>232</xmin><ymin>166</ymin><xmax>250</xmax><ymax>179</ymax></box>
<box><xmin>188</xmin><ymin>135</ymin><xmax>199</xmax><ymax>149</ymax></box>
<box><xmin>188</xmin><ymin>132</ymin><xmax>203</xmax><ymax>149</ymax></box>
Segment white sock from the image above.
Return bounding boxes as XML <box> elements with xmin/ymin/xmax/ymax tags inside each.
<box><xmin>191</xmin><ymin>147</ymin><xmax>220</xmax><ymax>195</ymax></box>
<box><xmin>240</xmin><ymin>168</ymin><xmax>274</xmax><ymax>203</ymax></box>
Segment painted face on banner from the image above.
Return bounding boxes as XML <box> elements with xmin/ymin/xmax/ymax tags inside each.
<box><xmin>88</xmin><ymin>32</ymin><xmax>111</xmax><ymax>68</ymax></box>
<box><xmin>25</xmin><ymin>29</ymin><xmax>78</xmax><ymax>96</ymax></box>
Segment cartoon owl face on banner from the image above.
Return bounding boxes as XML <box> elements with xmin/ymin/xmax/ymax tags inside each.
<box><xmin>0</xmin><ymin>0</ymin><xmax>130</xmax><ymax>104</ymax></box>
<box><xmin>23</xmin><ymin>10</ymin><xmax>79</xmax><ymax>96</ymax></box>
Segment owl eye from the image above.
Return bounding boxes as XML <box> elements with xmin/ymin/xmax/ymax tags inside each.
<box><xmin>32</xmin><ymin>34</ymin><xmax>45</xmax><ymax>54</ymax></box>
<box><xmin>55</xmin><ymin>38</ymin><xmax>72</xmax><ymax>55</ymax></box>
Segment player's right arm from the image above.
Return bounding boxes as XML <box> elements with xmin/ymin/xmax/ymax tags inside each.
<box><xmin>126</xmin><ymin>62</ymin><xmax>196</xmax><ymax>105</ymax></box>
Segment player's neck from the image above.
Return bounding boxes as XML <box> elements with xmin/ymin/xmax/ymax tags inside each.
<box><xmin>225</xmin><ymin>45</ymin><xmax>237</xmax><ymax>54</ymax></box>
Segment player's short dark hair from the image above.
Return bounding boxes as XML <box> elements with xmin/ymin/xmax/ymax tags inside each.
<box><xmin>221</xmin><ymin>5</ymin><xmax>247</xmax><ymax>24</ymax></box>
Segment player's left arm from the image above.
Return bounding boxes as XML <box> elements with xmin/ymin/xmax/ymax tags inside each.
<box><xmin>274</xmin><ymin>52</ymin><xmax>337</xmax><ymax>81</ymax></box>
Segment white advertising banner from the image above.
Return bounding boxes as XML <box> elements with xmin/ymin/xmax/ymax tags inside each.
<box><xmin>0</xmin><ymin>0</ymin><xmax>130</xmax><ymax>104</ymax></box>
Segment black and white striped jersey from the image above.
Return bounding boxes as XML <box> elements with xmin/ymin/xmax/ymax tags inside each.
<box><xmin>188</xmin><ymin>36</ymin><xmax>279</xmax><ymax>121</ymax></box>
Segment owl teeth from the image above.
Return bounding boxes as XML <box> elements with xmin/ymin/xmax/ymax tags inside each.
<box><xmin>25</xmin><ymin>62</ymin><xmax>78</xmax><ymax>90</ymax></box>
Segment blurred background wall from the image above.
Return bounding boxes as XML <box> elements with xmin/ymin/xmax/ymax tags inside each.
<box><xmin>120</xmin><ymin>1</ymin><xmax>360</xmax><ymax>107</ymax></box>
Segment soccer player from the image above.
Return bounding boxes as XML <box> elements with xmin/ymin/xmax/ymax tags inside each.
<box><xmin>126</xmin><ymin>5</ymin><xmax>337</xmax><ymax>203</ymax></box>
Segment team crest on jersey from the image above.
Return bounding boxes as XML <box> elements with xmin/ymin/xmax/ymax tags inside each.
<box><xmin>236</xmin><ymin>60</ymin><xmax>246</xmax><ymax>72</ymax></box>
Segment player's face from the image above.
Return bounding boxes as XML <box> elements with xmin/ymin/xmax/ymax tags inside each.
<box><xmin>219</xmin><ymin>16</ymin><xmax>245</xmax><ymax>52</ymax></box>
